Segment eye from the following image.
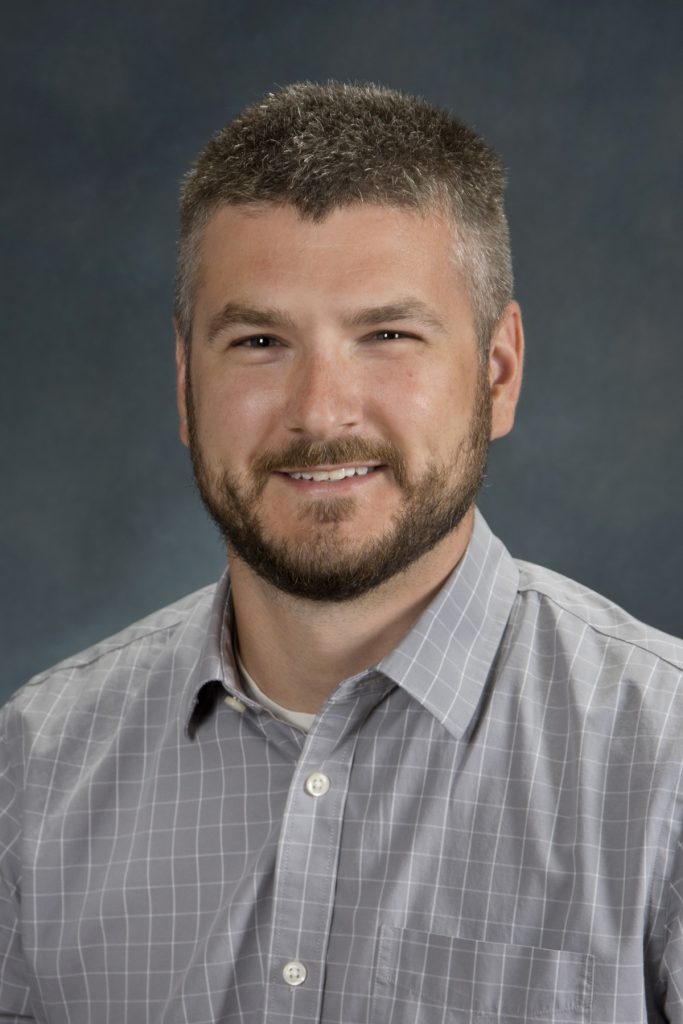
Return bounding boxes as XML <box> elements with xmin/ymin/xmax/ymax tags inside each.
<box><xmin>235</xmin><ymin>335</ymin><xmax>280</xmax><ymax>349</ymax></box>
<box><xmin>372</xmin><ymin>330</ymin><xmax>407</xmax><ymax>341</ymax></box>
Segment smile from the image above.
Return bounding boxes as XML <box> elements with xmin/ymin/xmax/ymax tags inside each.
<box><xmin>283</xmin><ymin>466</ymin><xmax>378</xmax><ymax>482</ymax></box>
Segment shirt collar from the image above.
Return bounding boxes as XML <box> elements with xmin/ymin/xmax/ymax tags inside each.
<box><xmin>180</xmin><ymin>571</ymin><xmax>236</xmax><ymax>736</ymax></box>
<box><xmin>378</xmin><ymin>509</ymin><xmax>519</xmax><ymax>741</ymax></box>
<box><xmin>180</xmin><ymin>509</ymin><xmax>518</xmax><ymax>740</ymax></box>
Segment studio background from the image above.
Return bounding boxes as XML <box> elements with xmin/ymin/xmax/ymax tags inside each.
<box><xmin>2</xmin><ymin>0</ymin><xmax>682</xmax><ymax>703</ymax></box>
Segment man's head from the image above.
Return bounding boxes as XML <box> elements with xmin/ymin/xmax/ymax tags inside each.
<box><xmin>175</xmin><ymin>81</ymin><xmax>513</xmax><ymax>358</ymax></box>
<box><xmin>175</xmin><ymin>85</ymin><xmax>523</xmax><ymax>603</ymax></box>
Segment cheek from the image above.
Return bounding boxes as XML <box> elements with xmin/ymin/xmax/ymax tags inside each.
<box><xmin>373</xmin><ymin>363</ymin><xmax>430</xmax><ymax>409</ymax></box>
<box><xmin>366</xmin><ymin>372</ymin><xmax>431</xmax><ymax>463</ymax></box>
<box><xmin>194</xmin><ymin>370</ymin><xmax>284</xmax><ymax>453</ymax></box>
<box><xmin>374</xmin><ymin>364</ymin><xmax>477</xmax><ymax>461</ymax></box>
<box><xmin>372</xmin><ymin>365</ymin><xmax>449</xmax><ymax>423</ymax></box>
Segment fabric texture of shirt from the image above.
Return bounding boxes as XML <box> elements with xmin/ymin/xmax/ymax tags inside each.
<box><xmin>1</xmin><ymin>511</ymin><xmax>683</xmax><ymax>1024</ymax></box>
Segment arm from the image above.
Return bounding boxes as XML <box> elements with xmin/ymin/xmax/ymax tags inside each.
<box><xmin>0</xmin><ymin>710</ymin><xmax>36</xmax><ymax>1022</ymax></box>
<box><xmin>0</xmin><ymin>874</ymin><xmax>35</xmax><ymax>1022</ymax></box>
<box><xmin>657</xmin><ymin>839</ymin><xmax>683</xmax><ymax>1023</ymax></box>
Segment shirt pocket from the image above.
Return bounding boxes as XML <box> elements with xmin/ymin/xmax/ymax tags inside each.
<box><xmin>372</xmin><ymin>925</ymin><xmax>594</xmax><ymax>1023</ymax></box>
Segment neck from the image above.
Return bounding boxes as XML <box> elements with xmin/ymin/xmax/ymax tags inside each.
<box><xmin>230</xmin><ymin>510</ymin><xmax>474</xmax><ymax>714</ymax></box>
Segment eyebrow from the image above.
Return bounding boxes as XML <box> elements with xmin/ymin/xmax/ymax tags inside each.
<box><xmin>339</xmin><ymin>300</ymin><xmax>447</xmax><ymax>333</ymax></box>
<box><xmin>205</xmin><ymin>297</ymin><xmax>447</xmax><ymax>344</ymax></box>
<box><xmin>206</xmin><ymin>302</ymin><xmax>298</xmax><ymax>344</ymax></box>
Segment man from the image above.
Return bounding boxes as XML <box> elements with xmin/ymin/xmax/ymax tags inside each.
<box><xmin>1</xmin><ymin>82</ymin><xmax>682</xmax><ymax>1024</ymax></box>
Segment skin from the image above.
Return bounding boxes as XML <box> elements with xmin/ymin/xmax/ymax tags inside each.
<box><xmin>176</xmin><ymin>203</ymin><xmax>524</xmax><ymax>713</ymax></box>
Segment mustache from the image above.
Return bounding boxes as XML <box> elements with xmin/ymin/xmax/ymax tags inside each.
<box><xmin>253</xmin><ymin>438</ymin><xmax>409</xmax><ymax>488</ymax></box>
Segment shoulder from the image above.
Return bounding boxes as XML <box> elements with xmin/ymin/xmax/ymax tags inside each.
<box><xmin>1</xmin><ymin>584</ymin><xmax>218</xmax><ymax>733</ymax></box>
<box><xmin>496</xmin><ymin>560</ymin><xmax>683</xmax><ymax>791</ymax></box>
<box><xmin>513</xmin><ymin>558</ymin><xmax>683</xmax><ymax>673</ymax></box>
<box><xmin>508</xmin><ymin>560</ymin><xmax>683</xmax><ymax>746</ymax></box>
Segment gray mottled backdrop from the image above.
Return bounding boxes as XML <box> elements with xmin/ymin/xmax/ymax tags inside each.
<box><xmin>2</xmin><ymin>0</ymin><xmax>682</xmax><ymax>702</ymax></box>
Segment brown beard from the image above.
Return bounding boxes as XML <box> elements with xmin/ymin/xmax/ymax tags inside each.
<box><xmin>185</xmin><ymin>370</ymin><xmax>491</xmax><ymax>602</ymax></box>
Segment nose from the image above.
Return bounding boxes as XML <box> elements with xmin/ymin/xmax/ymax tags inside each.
<box><xmin>284</xmin><ymin>349</ymin><xmax>361</xmax><ymax>438</ymax></box>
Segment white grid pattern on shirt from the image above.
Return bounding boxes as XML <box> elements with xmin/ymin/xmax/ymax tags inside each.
<box><xmin>1</xmin><ymin>511</ymin><xmax>682</xmax><ymax>1023</ymax></box>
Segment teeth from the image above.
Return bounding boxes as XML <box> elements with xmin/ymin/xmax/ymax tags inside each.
<box><xmin>287</xmin><ymin>466</ymin><xmax>375</xmax><ymax>481</ymax></box>
<box><xmin>313</xmin><ymin>468</ymin><xmax>344</xmax><ymax>481</ymax></box>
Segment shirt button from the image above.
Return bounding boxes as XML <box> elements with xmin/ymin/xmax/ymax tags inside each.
<box><xmin>304</xmin><ymin>771</ymin><xmax>330</xmax><ymax>797</ymax></box>
<box><xmin>282</xmin><ymin>960</ymin><xmax>307</xmax><ymax>986</ymax></box>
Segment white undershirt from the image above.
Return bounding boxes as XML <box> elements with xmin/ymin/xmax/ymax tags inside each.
<box><xmin>235</xmin><ymin>648</ymin><xmax>316</xmax><ymax>733</ymax></box>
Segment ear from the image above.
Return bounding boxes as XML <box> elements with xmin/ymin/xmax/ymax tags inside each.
<box><xmin>488</xmin><ymin>301</ymin><xmax>524</xmax><ymax>441</ymax></box>
<box><xmin>174</xmin><ymin>321</ymin><xmax>190</xmax><ymax>448</ymax></box>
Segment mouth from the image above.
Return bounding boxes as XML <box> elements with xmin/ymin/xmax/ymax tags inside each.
<box><xmin>280</xmin><ymin>464</ymin><xmax>381</xmax><ymax>482</ymax></box>
<box><xmin>274</xmin><ymin>464</ymin><xmax>386</xmax><ymax>489</ymax></box>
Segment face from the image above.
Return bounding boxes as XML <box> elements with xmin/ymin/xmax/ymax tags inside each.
<box><xmin>177</xmin><ymin>203</ymin><xmax>522</xmax><ymax>601</ymax></box>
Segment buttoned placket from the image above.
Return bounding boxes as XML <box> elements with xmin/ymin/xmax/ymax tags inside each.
<box><xmin>261</xmin><ymin>676</ymin><xmax>390</xmax><ymax>1023</ymax></box>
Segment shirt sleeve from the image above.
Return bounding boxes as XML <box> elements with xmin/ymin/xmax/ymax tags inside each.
<box><xmin>0</xmin><ymin>706</ymin><xmax>35</xmax><ymax>1021</ymax></box>
<box><xmin>0</xmin><ymin>875</ymin><xmax>34</xmax><ymax>1021</ymax></box>
<box><xmin>658</xmin><ymin>836</ymin><xmax>683</xmax><ymax>1022</ymax></box>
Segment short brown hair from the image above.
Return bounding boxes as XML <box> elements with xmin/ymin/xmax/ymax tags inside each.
<box><xmin>175</xmin><ymin>81</ymin><xmax>513</xmax><ymax>354</ymax></box>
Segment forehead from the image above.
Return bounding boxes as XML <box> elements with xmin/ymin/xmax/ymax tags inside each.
<box><xmin>194</xmin><ymin>202</ymin><xmax>470</xmax><ymax>319</ymax></box>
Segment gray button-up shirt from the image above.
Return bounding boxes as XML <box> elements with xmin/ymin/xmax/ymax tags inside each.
<box><xmin>2</xmin><ymin>512</ymin><xmax>683</xmax><ymax>1023</ymax></box>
